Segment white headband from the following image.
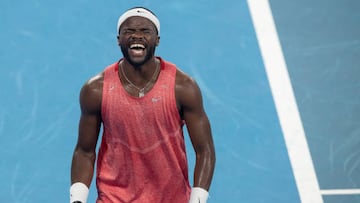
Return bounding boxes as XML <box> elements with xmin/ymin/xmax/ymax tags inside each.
<box><xmin>117</xmin><ymin>8</ymin><xmax>160</xmax><ymax>35</ymax></box>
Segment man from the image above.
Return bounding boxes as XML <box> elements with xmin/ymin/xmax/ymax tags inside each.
<box><xmin>70</xmin><ymin>7</ymin><xmax>215</xmax><ymax>203</ymax></box>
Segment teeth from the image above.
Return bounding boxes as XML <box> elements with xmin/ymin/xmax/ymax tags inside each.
<box><xmin>130</xmin><ymin>44</ymin><xmax>145</xmax><ymax>49</ymax></box>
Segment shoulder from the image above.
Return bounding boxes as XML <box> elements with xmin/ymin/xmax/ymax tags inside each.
<box><xmin>175</xmin><ymin>69</ymin><xmax>198</xmax><ymax>92</ymax></box>
<box><xmin>83</xmin><ymin>72</ymin><xmax>104</xmax><ymax>90</ymax></box>
<box><xmin>80</xmin><ymin>72</ymin><xmax>104</xmax><ymax>114</ymax></box>
<box><xmin>175</xmin><ymin>68</ymin><xmax>203</xmax><ymax>109</ymax></box>
<box><xmin>160</xmin><ymin>58</ymin><xmax>199</xmax><ymax>94</ymax></box>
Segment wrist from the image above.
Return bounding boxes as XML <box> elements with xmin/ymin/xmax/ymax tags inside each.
<box><xmin>189</xmin><ymin>187</ymin><xmax>209</xmax><ymax>203</ymax></box>
<box><xmin>70</xmin><ymin>182</ymin><xmax>89</xmax><ymax>203</ymax></box>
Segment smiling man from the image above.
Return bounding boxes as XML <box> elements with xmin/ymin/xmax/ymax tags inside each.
<box><xmin>70</xmin><ymin>7</ymin><xmax>215</xmax><ymax>203</ymax></box>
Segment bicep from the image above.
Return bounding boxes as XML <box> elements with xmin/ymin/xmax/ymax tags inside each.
<box><xmin>76</xmin><ymin>79</ymin><xmax>103</xmax><ymax>153</ymax></box>
<box><xmin>179</xmin><ymin>79</ymin><xmax>213</xmax><ymax>151</ymax></box>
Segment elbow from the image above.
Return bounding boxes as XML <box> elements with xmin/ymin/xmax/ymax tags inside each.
<box><xmin>74</xmin><ymin>146</ymin><xmax>97</xmax><ymax>162</ymax></box>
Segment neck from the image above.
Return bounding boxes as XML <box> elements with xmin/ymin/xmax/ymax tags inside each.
<box><xmin>119</xmin><ymin>57</ymin><xmax>160</xmax><ymax>97</ymax></box>
<box><xmin>123</xmin><ymin>57</ymin><xmax>157</xmax><ymax>72</ymax></box>
<box><xmin>120</xmin><ymin>57</ymin><xmax>159</xmax><ymax>83</ymax></box>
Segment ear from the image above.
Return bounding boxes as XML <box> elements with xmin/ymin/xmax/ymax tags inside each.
<box><xmin>117</xmin><ymin>35</ymin><xmax>121</xmax><ymax>46</ymax></box>
<box><xmin>156</xmin><ymin>36</ymin><xmax>160</xmax><ymax>46</ymax></box>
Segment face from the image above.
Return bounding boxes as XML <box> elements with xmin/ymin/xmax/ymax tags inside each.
<box><xmin>118</xmin><ymin>16</ymin><xmax>160</xmax><ymax>67</ymax></box>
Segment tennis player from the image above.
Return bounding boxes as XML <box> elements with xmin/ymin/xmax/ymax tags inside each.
<box><xmin>70</xmin><ymin>7</ymin><xmax>215</xmax><ymax>203</ymax></box>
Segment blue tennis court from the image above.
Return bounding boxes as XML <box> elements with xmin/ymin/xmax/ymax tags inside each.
<box><xmin>1</xmin><ymin>0</ymin><xmax>359</xmax><ymax>202</ymax></box>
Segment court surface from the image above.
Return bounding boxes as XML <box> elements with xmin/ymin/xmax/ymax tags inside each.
<box><xmin>0</xmin><ymin>0</ymin><xmax>359</xmax><ymax>202</ymax></box>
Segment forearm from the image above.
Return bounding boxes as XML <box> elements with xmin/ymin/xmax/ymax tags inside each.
<box><xmin>71</xmin><ymin>148</ymin><xmax>96</xmax><ymax>187</ymax></box>
<box><xmin>189</xmin><ymin>148</ymin><xmax>215</xmax><ymax>203</ymax></box>
<box><xmin>193</xmin><ymin>147</ymin><xmax>216</xmax><ymax>190</ymax></box>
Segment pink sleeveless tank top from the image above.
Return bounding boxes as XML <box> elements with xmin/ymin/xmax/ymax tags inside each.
<box><xmin>97</xmin><ymin>58</ymin><xmax>191</xmax><ymax>203</ymax></box>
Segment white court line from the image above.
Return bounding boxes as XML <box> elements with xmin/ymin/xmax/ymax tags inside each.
<box><xmin>247</xmin><ymin>0</ymin><xmax>323</xmax><ymax>203</ymax></box>
<box><xmin>321</xmin><ymin>189</ymin><xmax>360</xmax><ymax>195</ymax></box>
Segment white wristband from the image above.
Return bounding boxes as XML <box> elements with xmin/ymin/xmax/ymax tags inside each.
<box><xmin>70</xmin><ymin>182</ymin><xmax>89</xmax><ymax>203</ymax></box>
<box><xmin>189</xmin><ymin>187</ymin><xmax>209</xmax><ymax>203</ymax></box>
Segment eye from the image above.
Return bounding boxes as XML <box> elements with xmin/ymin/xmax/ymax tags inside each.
<box><xmin>122</xmin><ymin>29</ymin><xmax>135</xmax><ymax>35</ymax></box>
<box><xmin>141</xmin><ymin>29</ymin><xmax>154</xmax><ymax>34</ymax></box>
<box><xmin>121</xmin><ymin>28</ymin><xmax>154</xmax><ymax>36</ymax></box>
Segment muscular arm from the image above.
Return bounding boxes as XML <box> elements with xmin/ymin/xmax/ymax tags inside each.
<box><xmin>176</xmin><ymin>70</ymin><xmax>216</xmax><ymax>191</ymax></box>
<box><xmin>71</xmin><ymin>74</ymin><xmax>103</xmax><ymax>187</ymax></box>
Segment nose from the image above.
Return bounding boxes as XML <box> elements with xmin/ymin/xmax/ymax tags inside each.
<box><xmin>130</xmin><ymin>30</ymin><xmax>145</xmax><ymax>40</ymax></box>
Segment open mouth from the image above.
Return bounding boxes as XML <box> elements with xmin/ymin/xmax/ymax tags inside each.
<box><xmin>129</xmin><ymin>43</ymin><xmax>146</xmax><ymax>56</ymax></box>
<box><xmin>130</xmin><ymin>44</ymin><xmax>145</xmax><ymax>49</ymax></box>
